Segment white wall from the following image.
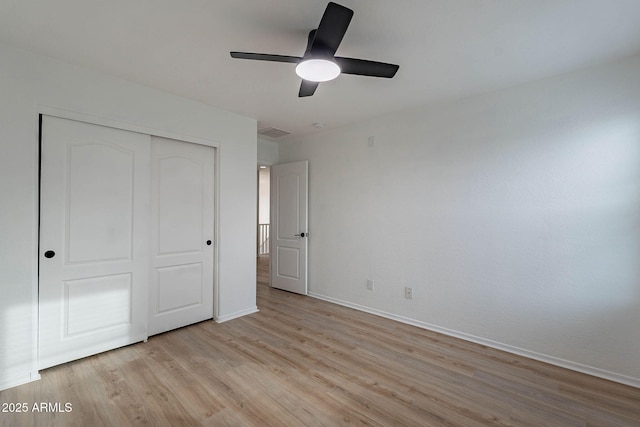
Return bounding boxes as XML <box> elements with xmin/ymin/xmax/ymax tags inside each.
<box><xmin>0</xmin><ymin>43</ymin><xmax>257</xmax><ymax>390</ymax></box>
<box><xmin>257</xmin><ymin>138</ymin><xmax>280</xmax><ymax>165</ymax></box>
<box><xmin>258</xmin><ymin>168</ymin><xmax>271</xmax><ymax>224</ymax></box>
<box><xmin>279</xmin><ymin>55</ymin><xmax>640</xmax><ymax>387</ymax></box>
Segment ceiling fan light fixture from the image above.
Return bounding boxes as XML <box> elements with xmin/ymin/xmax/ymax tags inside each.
<box><xmin>295</xmin><ymin>59</ymin><xmax>341</xmax><ymax>82</ymax></box>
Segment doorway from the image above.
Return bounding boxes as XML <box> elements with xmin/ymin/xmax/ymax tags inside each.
<box><xmin>257</xmin><ymin>165</ymin><xmax>270</xmax><ymax>285</ymax></box>
<box><xmin>255</xmin><ymin>160</ymin><xmax>309</xmax><ymax>294</ymax></box>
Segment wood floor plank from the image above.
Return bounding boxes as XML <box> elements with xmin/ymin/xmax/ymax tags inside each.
<box><xmin>1</xmin><ymin>255</ymin><xmax>639</xmax><ymax>426</ymax></box>
<box><xmin>132</xmin><ymin>340</ymin><xmax>226</xmax><ymax>422</ymax></box>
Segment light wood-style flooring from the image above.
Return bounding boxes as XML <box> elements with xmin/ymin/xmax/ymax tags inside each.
<box><xmin>1</xmin><ymin>256</ymin><xmax>639</xmax><ymax>426</ymax></box>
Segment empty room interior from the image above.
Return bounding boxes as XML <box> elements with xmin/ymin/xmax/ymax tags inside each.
<box><xmin>1</xmin><ymin>0</ymin><xmax>640</xmax><ymax>425</ymax></box>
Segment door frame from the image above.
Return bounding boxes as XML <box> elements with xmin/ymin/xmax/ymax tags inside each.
<box><xmin>36</xmin><ymin>106</ymin><xmax>221</xmax><ymax>338</ymax></box>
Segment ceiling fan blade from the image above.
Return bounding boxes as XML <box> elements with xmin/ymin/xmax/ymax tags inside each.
<box><xmin>334</xmin><ymin>57</ymin><xmax>399</xmax><ymax>78</ymax></box>
<box><xmin>230</xmin><ymin>52</ymin><xmax>302</xmax><ymax>64</ymax></box>
<box><xmin>311</xmin><ymin>2</ymin><xmax>353</xmax><ymax>57</ymax></box>
<box><xmin>299</xmin><ymin>80</ymin><xmax>320</xmax><ymax>97</ymax></box>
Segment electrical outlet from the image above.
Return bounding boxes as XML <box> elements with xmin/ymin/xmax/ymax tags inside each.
<box><xmin>367</xmin><ymin>279</ymin><xmax>374</xmax><ymax>291</ymax></box>
<box><xmin>404</xmin><ymin>286</ymin><xmax>413</xmax><ymax>299</ymax></box>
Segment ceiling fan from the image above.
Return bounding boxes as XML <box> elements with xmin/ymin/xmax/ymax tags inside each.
<box><xmin>230</xmin><ymin>2</ymin><xmax>399</xmax><ymax>97</ymax></box>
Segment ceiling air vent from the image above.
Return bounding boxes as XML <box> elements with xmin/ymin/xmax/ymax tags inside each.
<box><xmin>258</xmin><ymin>127</ymin><xmax>291</xmax><ymax>139</ymax></box>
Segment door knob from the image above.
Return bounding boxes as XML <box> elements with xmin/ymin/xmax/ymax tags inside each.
<box><xmin>206</xmin><ymin>240</ymin><xmax>212</xmax><ymax>246</ymax></box>
<box><xmin>295</xmin><ymin>232</ymin><xmax>306</xmax><ymax>238</ymax></box>
<box><xmin>44</xmin><ymin>250</ymin><xmax>56</xmax><ymax>258</ymax></box>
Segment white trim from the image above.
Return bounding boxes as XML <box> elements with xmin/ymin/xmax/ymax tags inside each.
<box><xmin>212</xmin><ymin>145</ymin><xmax>221</xmax><ymax>322</ymax></box>
<box><xmin>215</xmin><ymin>306</ymin><xmax>259</xmax><ymax>323</ymax></box>
<box><xmin>36</xmin><ymin>105</ymin><xmax>220</xmax><ymax>149</ymax></box>
<box><xmin>31</xmin><ymin>113</ymin><xmax>42</xmax><ymax>385</ymax></box>
<box><xmin>0</xmin><ymin>372</ymin><xmax>41</xmax><ymax>392</ymax></box>
<box><xmin>308</xmin><ymin>292</ymin><xmax>640</xmax><ymax>389</ymax></box>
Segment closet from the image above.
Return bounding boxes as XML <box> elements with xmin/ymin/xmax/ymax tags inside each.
<box><xmin>38</xmin><ymin>116</ymin><xmax>214</xmax><ymax>369</ymax></box>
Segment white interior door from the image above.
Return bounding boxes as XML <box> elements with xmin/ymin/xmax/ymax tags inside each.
<box><xmin>270</xmin><ymin>160</ymin><xmax>308</xmax><ymax>294</ymax></box>
<box><xmin>39</xmin><ymin>116</ymin><xmax>150</xmax><ymax>370</ymax></box>
<box><xmin>148</xmin><ymin>136</ymin><xmax>215</xmax><ymax>336</ymax></box>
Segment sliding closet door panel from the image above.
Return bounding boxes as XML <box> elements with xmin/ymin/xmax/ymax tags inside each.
<box><xmin>149</xmin><ymin>136</ymin><xmax>214</xmax><ymax>336</ymax></box>
<box><xmin>39</xmin><ymin>116</ymin><xmax>150</xmax><ymax>370</ymax></box>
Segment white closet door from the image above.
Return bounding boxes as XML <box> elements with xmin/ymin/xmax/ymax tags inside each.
<box><xmin>148</xmin><ymin>136</ymin><xmax>215</xmax><ymax>336</ymax></box>
<box><xmin>39</xmin><ymin>116</ymin><xmax>150</xmax><ymax>370</ymax></box>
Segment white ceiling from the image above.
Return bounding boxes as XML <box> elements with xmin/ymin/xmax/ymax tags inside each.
<box><xmin>2</xmin><ymin>0</ymin><xmax>640</xmax><ymax>139</ymax></box>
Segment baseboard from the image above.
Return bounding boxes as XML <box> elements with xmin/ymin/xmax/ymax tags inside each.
<box><xmin>0</xmin><ymin>371</ymin><xmax>41</xmax><ymax>392</ymax></box>
<box><xmin>215</xmin><ymin>306</ymin><xmax>259</xmax><ymax>323</ymax></box>
<box><xmin>308</xmin><ymin>292</ymin><xmax>640</xmax><ymax>389</ymax></box>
